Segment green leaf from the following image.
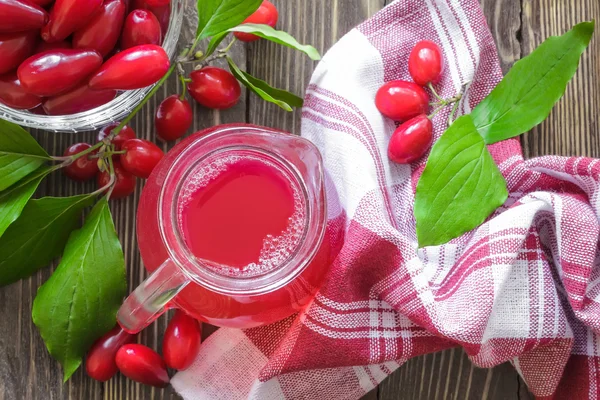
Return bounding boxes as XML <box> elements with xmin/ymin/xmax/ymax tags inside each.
<box><xmin>0</xmin><ymin>119</ymin><xmax>50</xmax><ymax>191</ymax></box>
<box><xmin>414</xmin><ymin>115</ymin><xmax>508</xmax><ymax>247</ymax></box>
<box><xmin>205</xmin><ymin>32</ymin><xmax>229</xmax><ymax>57</ymax></box>
<box><xmin>0</xmin><ymin>166</ymin><xmax>52</xmax><ymax>238</ymax></box>
<box><xmin>196</xmin><ymin>0</ymin><xmax>262</xmax><ymax>39</ymax></box>
<box><xmin>32</xmin><ymin>199</ymin><xmax>126</xmax><ymax>381</ymax></box>
<box><xmin>227</xmin><ymin>57</ymin><xmax>302</xmax><ymax>111</ymax></box>
<box><xmin>0</xmin><ymin>194</ymin><xmax>94</xmax><ymax>286</ymax></box>
<box><xmin>229</xmin><ymin>24</ymin><xmax>321</xmax><ymax>61</ymax></box>
<box><xmin>472</xmin><ymin>21</ymin><xmax>595</xmax><ymax>144</ymax></box>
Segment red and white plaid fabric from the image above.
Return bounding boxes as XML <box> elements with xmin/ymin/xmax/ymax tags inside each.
<box><xmin>172</xmin><ymin>0</ymin><xmax>600</xmax><ymax>398</ymax></box>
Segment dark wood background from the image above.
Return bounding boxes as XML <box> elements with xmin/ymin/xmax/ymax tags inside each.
<box><xmin>0</xmin><ymin>0</ymin><xmax>598</xmax><ymax>399</ymax></box>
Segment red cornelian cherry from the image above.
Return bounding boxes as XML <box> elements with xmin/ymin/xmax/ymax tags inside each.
<box><xmin>41</xmin><ymin>0</ymin><xmax>103</xmax><ymax>42</ymax></box>
<box><xmin>18</xmin><ymin>49</ymin><xmax>103</xmax><ymax>97</ymax></box>
<box><xmin>234</xmin><ymin>0</ymin><xmax>278</xmax><ymax>42</ymax></box>
<box><xmin>42</xmin><ymin>82</ymin><xmax>117</xmax><ymax>115</ymax></box>
<box><xmin>129</xmin><ymin>0</ymin><xmax>170</xmax><ymax>35</ymax></box>
<box><xmin>115</xmin><ymin>344</ymin><xmax>169</xmax><ymax>388</ymax></box>
<box><xmin>88</xmin><ymin>44</ymin><xmax>170</xmax><ymax>90</ymax></box>
<box><xmin>0</xmin><ymin>0</ymin><xmax>48</xmax><ymax>33</ymax></box>
<box><xmin>97</xmin><ymin>161</ymin><xmax>136</xmax><ymax>199</ymax></box>
<box><xmin>72</xmin><ymin>0</ymin><xmax>127</xmax><ymax>57</ymax></box>
<box><xmin>162</xmin><ymin>310</ymin><xmax>202</xmax><ymax>371</ymax></box>
<box><xmin>188</xmin><ymin>67</ymin><xmax>241</xmax><ymax>110</ymax></box>
<box><xmin>86</xmin><ymin>325</ymin><xmax>137</xmax><ymax>382</ymax></box>
<box><xmin>0</xmin><ymin>31</ymin><xmax>38</xmax><ymax>75</ymax></box>
<box><xmin>155</xmin><ymin>95</ymin><xmax>193</xmax><ymax>141</ymax></box>
<box><xmin>0</xmin><ymin>72</ymin><xmax>41</xmax><ymax>109</ymax></box>
<box><xmin>375</xmin><ymin>80</ymin><xmax>429</xmax><ymax>122</ymax></box>
<box><xmin>97</xmin><ymin>123</ymin><xmax>136</xmax><ymax>150</ymax></box>
<box><xmin>63</xmin><ymin>143</ymin><xmax>99</xmax><ymax>181</ymax></box>
<box><xmin>121</xmin><ymin>9</ymin><xmax>162</xmax><ymax>50</ymax></box>
<box><xmin>120</xmin><ymin>139</ymin><xmax>163</xmax><ymax>179</ymax></box>
<box><xmin>409</xmin><ymin>40</ymin><xmax>444</xmax><ymax>86</ymax></box>
<box><xmin>388</xmin><ymin>114</ymin><xmax>433</xmax><ymax>164</ymax></box>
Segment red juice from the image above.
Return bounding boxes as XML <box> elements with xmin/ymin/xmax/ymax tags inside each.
<box><xmin>178</xmin><ymin>154</ymin><xmax>305</xmax><ymax>275</ymax></box>
<box><xmin>134</xmin><ymin>125</ymin><xmax>333</xmax><ymax>329</ymax></box>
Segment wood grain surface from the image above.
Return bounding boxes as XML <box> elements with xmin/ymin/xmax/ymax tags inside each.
<box><xmin>0</xmin><ymin>0</ymin><xmax>598</xmax><ymax>399</ymax></box>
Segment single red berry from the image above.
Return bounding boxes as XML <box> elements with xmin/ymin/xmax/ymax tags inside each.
<box><xmin>388</xmin><ymin>114</ymin><xmax>433</xmax><ymax>164</ymax></box>
<box><xmin>88</xmin><ymin>44</ymin><xmax>170</xmax><ymax>90</ymax></box>
<box><xmin>409</xmin><ymin>40</ymin><xmax>444</xmax><ymax>86</ymax></box>
<box><xmin>42</xmin><ymin>0</ymin><xmax>103</xmax><ymax>42</ymax></box>
<box><xmin>17</xmin><ymin>49</ymin><xmax>103</xmax><ymax>97</ymax></box>
<box><xmin>188</xmin><ymin>67</ymin><xmax>241</xmax><ymax>110</ymax></box>
<box><xmin>0</xmin><ymin>0</ymin><xmax>48</xmax><ymax>34</ymax></box>
<box><xmin>155</xmin><ymin>95</ymin><xmax>193</xmax><ymax>141</ymax></box>
<box><xmin>121</xmin><ymin>9</ymin><xmax>162</xmax><ymax>50</ymax></box>
<box><xmin>375</xmin><ymin>80</ymin><xmax>429</xmax><ymax>122</ymax></box>
<box><xmin>97</xmin><ymin>123</ymin><xmax>136</xmax><ymax>150</ymax></box>
<box><xmin>86</xmin><ymin>325</ymin><xmax>137</xmax><ymax>382</ymax></box>
<box><xmin>233</xmin><ymin>0</ymin><xmax>278</xmax><ymax>42</ymax></box>
<box><xmin>43</xmin><ymin>82</ymin><xmax>117</xmax><ymax>115</ymax></box>
<box><xmin>120</xmin><ymin>138</ymin><xmax>164</xmax><ymax>179</ymax></box>
<box><xmin>162</xmin><ymin>310</ymin><xmax>202</xmax><ymax>371</ymax></box>
<box><xmin>0</xmin><ymin>72</ymin><xmax>42</xmax><ymax>110</ymax></box>
<box><xmin>63</xmin><ymin>143</ymin><xmax>99</xmax><ymax>181</ymax></box>
<box><xmin>115</xmin><ymin>344</ymin><xmax>169</xmax><ymax>388</ymax></box>
<box><xmin>97</xmin><ymin>161</ymin><xmax>136</xmax><ymax>199</ymax></box>
<box><xmin>72</xmin><ymin>0</ymin><xmax>127</xmax><ymax>57</ymax></box>
<box><xmin>0</xmin><ymin>31</ymin><xmax>38</xmax><ymax>75</ymax></box>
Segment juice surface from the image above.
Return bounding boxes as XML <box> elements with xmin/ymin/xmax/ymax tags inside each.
<box><xmin>178</xmin><ymin>154</ymin><xmax>305</xmax><ymax>276</ymax></box>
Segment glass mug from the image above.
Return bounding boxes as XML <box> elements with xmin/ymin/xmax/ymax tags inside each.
<box><xmin>118</xmin><ymin>124</ymin><xmax>331</xmax><ymax>332</ymax></box>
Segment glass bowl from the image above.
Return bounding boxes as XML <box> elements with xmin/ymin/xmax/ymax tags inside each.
<box><xmin>0</xmin><ymin>0</ymin><xmax>185</xmax><ymax>133</ymax></box>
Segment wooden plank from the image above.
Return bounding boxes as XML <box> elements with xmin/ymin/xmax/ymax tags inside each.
<box><xmin>246</xmin><ymin>0</ymin><xmax>386</xmax><ymax>134</ymax></box>
<box><xmin>520</xmin><ymin>0</ymin><xmax>600</xmax><ymax>159</ymax></box>
<box><xmin>378</xmin><ymin>350</ymin><xmax>526</xmax><ymax>400</ymax></box>
<box><xmin>479</xmin><ymin>0</ymin><xmax>522</xmax><ymax>74</ymax></box>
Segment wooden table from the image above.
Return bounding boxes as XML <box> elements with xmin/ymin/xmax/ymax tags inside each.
<box><xmin>1</xmin><ymin>0</ymin><xmax>598</xmax><ymax>399</ymax></box>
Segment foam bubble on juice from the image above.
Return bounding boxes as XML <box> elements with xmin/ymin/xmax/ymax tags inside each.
<box><xmin>178</xmin><ymin>153</ymin><xmax>307</xmax><ymax>278</ymax></box>
<box><xmin>178</xmin><ymin>154</ymin><xmax>242</xmax><ymax>207</ymax></box>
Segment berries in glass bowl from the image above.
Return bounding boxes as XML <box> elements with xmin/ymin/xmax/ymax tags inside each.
<box><xmin>0</xmin><ymin>0</ymin><xmax>184</xmax><ymax>132</ymax></box>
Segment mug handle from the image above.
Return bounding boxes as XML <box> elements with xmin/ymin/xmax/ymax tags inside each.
<box><xmin>117</xmin><ymin>258</ymin><xmax>190</xmax><ymax>333</ymax></box>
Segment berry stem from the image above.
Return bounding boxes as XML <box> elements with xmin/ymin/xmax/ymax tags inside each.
<box><xmin>448</xmin><ymin>100</ymin><xmax>461</xmax><ymax>126</ymax></box>
<box><xmin>54</xmin><ymin>143</ymin><xmax>101</xmax><ymax>168</ymax></box>
<box><xmin>428</xmin><ymin>104</ymin><xmax>447</xmax><ymax>119</ymax></box>
<box><xmin>428</xmin><ymin>83</ymin><xmax>445</xmax><ymax>103</ymax></box>
<box><xmin>179</xmin><ymin>73</ymin><xmax>188</xmax><ymax>101</ymax></box>
<box><xmin>89</xmin><ymin>150</ymin><xmax>126</xmax><ymax>159</ymax></box>
<box><xmin>105</xmin><ymin>154</ymin><xmax>117</xmax><ymax>201</ymax></box>
<box><xmin>219</xmin><ymin>37</ymin><xmax>236</xmax><ymax>54</ymax></box>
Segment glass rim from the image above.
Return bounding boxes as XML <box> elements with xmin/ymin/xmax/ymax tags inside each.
<box><xmin>0</xmin><ymin>0</ymin><xmax>184</xmax><ymax>133</ymax></box>
<box><xmin>157</xmin><ymin>125</ymin><xmax>327</xmax><ymax>296</ymax></box>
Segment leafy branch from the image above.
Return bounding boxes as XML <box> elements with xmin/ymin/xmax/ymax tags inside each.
<box><xmin>414</xmin><ymin>21</ymin><xmax>595</xmax><ymax>247</ymax></box>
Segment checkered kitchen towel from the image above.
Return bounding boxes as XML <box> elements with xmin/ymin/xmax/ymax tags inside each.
<box><xmin>172</xmin><ymin>0</ymin><xmax>600</xmax><ymax>398</ymax></box>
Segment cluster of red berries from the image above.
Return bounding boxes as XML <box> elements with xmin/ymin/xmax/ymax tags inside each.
<box><xmin>375</xmin><ymin>40</ymin><xmax>445</xmax><ymax>164</ymax></box>
<box><xmin>0</xmin><ymin>0</ymin><xmax>172</xmax><ymax>114</ymax></box>
<box><xmin>64</xmin><ymin>123</ymin><xmax>164</xmax><ymax>198</ymax></box>
<box><xmin>153</xmin><ymin>0</ymin><xmax>279</xmax><ymax>141</ymax></box>
<box><xmin>86</xmin><ymin>310</ymin><xmax>201</xmax><ymax>387</ymax></box>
